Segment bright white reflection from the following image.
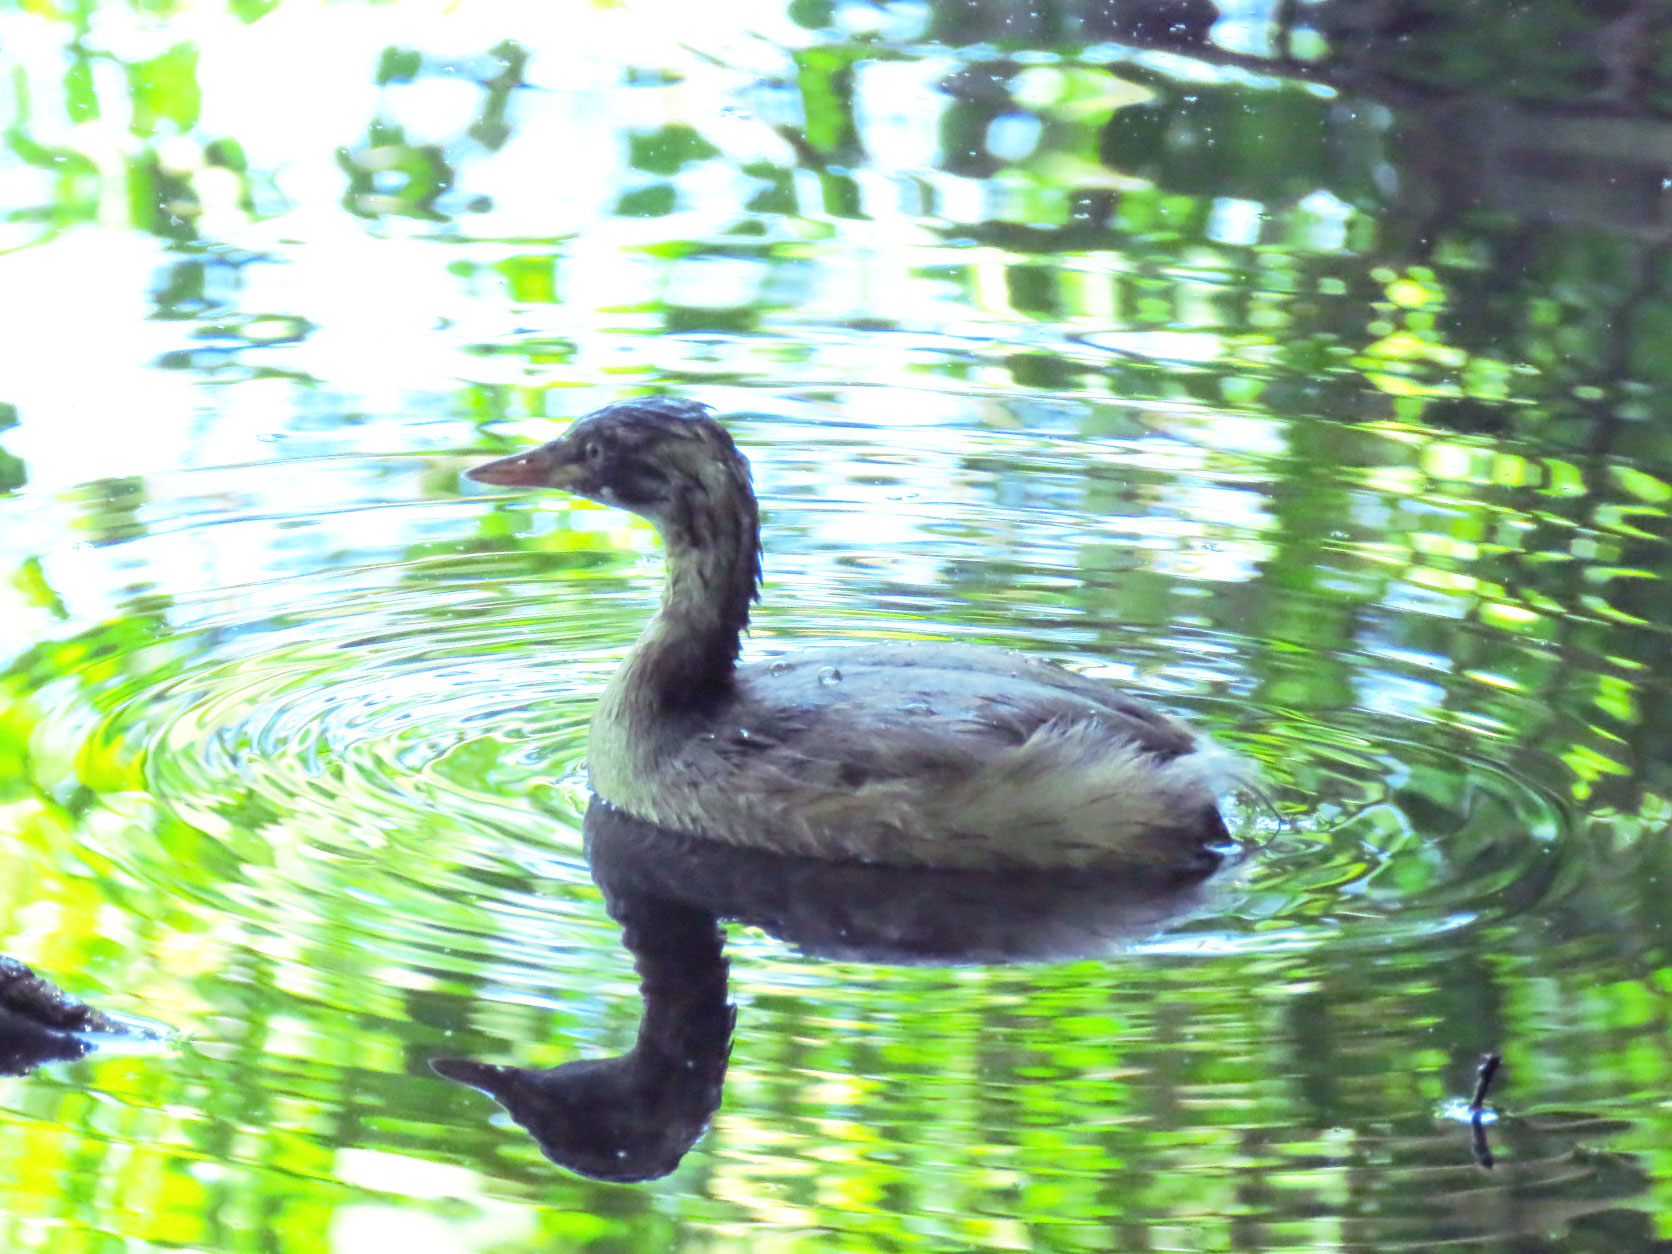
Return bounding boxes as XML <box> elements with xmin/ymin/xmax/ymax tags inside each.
<box><xmin>1208</xmin><ymin>196</ymin><xmax>1266</xmax><ymax>246</ymax></box>
<box><xmin>856</xmin><ymin>61</ymin><xmax>949</xmax><ymax>172</ymax></box>
<box><xmin>1296</xmin><ymin>188</ymin><xmax>1356</xmax><ymax>250</ymax></box>
<box><xmin>986</xmin><ymin>113</ymin><xmax>1043</xmax><ymax>162</ymax></box>
<box><xmin>331</xmin><ymin>1205</ymin><xmax>531</xmax><ymax>1254</ymax></box>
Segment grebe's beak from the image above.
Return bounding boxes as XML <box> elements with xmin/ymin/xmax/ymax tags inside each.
<box><xmin>464</xmin><ymin>439</ymin><xmax>581</xmax><ymax>490</ymax></box>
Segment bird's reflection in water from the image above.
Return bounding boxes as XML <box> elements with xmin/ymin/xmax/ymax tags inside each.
<box><xmin>432</xmin><ymin>797</ymin><xmax>1231</xmax><ymax>1182</ymax></box>
<box><xmin>433</xmin><ymin>888</ymin><xmax>732</xmax><ymax>1184</ymax></box>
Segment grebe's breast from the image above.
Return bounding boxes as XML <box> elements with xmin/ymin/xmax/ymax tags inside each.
<box><xmin>587</xmin><ymin>642</ymin><xmax>1244</xmax><ymax>870</ymax></box>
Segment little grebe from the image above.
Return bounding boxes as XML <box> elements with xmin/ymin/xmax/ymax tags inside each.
<box><xmin>468</xmin><ymin>398</ymin><xmax>1245</xmax><ymax>870</ymax></box>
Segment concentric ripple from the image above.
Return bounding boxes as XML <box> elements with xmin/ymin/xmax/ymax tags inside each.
<box><xmin>2</xmin><ymin>407</ymin><xmax>1630</xmax><ymax>971</ymax></box>
<box><xmin>4</xmin><ymin>390</ymin><xmax>1667</xmax><ymax>1254</ymax></box>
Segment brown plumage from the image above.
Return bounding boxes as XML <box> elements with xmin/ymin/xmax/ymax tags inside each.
<box><xmin>468</xmin><ymin>397</ymin><xmax>1246</xmax><ymax>870</ymax></box>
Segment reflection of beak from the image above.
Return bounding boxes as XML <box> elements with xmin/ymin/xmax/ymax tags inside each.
<box><xmin>430</xmin><ymin>1056</ymin><xmax>517</xmax><ymax>1093</ymax></box>
<box><xmin>464</xmin><ymin>442</ymin><xmax>578</xmax><ymax>489</ymax></box>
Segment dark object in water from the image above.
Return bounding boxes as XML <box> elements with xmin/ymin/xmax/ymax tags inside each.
<box><xmin>1469</xmin><ymin>1052</ymin><xmax>1503</xmax><ymax>1115</ymax></box>
<box><xmin>0</xmin><ymin>956</ymin><xmax>167</xmax><ymax>1076</ymax></box>
<box><xmin>1470</xmin><ymin>1051</ymin><xmax>1504</xmax><ymax>1169</ymax></box>
<box><xmin>431</xmin><ymin>892</ymin><xmax>732</xmax><ymax>1184</ymax></box>
<box><xmin>432</xmin><ymin>798</ymin><xmax>1229</xmax><ymax>1181</ymax></box>
<box><xmin>583</xmin><ymin>795</ymin><xmax>1227</xmax><ymax>964</ymax></box>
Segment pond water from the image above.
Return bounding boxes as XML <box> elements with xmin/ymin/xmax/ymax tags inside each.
<box><xmin>4</xmin><ymin>0</ymin><xmax>1672</xmax><ymax>1249</ymax></box>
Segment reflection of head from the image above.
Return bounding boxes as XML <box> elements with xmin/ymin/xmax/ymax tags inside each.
<box><xmin>431</xmin><ymin>1049</ymin><xmax>724</xmax><ymax>1184</ymax></box>
<box><xmin>432</xmin><ymin>896</ymin><xmax>733</xmax><ymax>1183</ymax></box>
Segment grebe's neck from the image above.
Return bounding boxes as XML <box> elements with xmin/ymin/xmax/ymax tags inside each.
<box><xmin>604</xmin><ymin>501</ymin><xmax>761</xmax><ymax>718</ymax></box>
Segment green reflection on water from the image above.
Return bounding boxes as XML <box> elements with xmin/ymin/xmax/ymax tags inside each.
<box><xmin>4</xmin><ymin>0</ymin><xmax>1672</xmax><ymax>1249</ymax></box>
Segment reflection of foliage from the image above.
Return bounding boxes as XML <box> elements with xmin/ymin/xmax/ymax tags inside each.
<box><xmin>338</xmin><ymin>123</ymin><xmax>457</xmax><ymax>222</ymax></box>
<box><xmin>3</xmin><ymin>26</ymin><xmax>245</xmax><ymax>242</ymax></box>
<box><xmin>470</xmin><ymin>40</ymin><xmax>529</xmax><ymax>152</ymax></box>
<box><xmin>1</xmin><ymin>30</ymin><xmax>530</xmax><ymax>241</ymax></box>
<box><xmin>4</xmin><ymin>490</ymin><xmax>1672</xmax><ymax>1244</ymax></box>
<box><xmin>629</xmin><ymin>124</ymin><xmax>720</xmax><ymax>175</ymax></box>
<box><xmin>0</xmin><ymin>405</ymin><xmax>22</xmax><ymax>494</ymax></box>
<box><xmin>343</xmin><ymin>39</ymin><xmax>531</xmax><ymax>219</ymax></box>
<box><xmin>127</xmin><ymin>43</ymin><xmax>200</xmax><ymax>134</ymax></box>
<box><xmin>1307</xmin><ymin>0</ymin><xmax>1672</xmax><ymax>108</ymax></box>
<box><xmin>745</xmin><ymin>0</ymin><xmax>1672</xmax><ymax>436</ymax></box>
<box><xmin>1099</xmin><ymin>78</ymin><xmax>1352</xmax><ymax>205</ymax></box>
<box><xmin>6</xmin><ymin>0</ymin><xmax>1672</xmax><ymax>1247</ymax></box>
<box><xmin>617</xmin><ymin>123</ymin><xmax>722</xmax><ymax>217</ymax></box>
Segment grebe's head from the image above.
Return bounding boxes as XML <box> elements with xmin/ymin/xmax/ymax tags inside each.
<box><xmin>466</xmin><ymin>398</ymin><xmax>753</xmax><ymax>534</ymax></box>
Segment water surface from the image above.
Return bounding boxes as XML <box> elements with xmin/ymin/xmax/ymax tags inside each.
<box><xmin>3</xmin><ymin>0</ymin><xmax>1672</xmax><ymax>1249</ymax></box>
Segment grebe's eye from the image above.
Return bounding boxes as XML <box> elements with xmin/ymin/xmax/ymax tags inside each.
<box><xmin>583</xmin><ymin>440</ymin><xmax>604</xmax><ymax>463</ymax></box>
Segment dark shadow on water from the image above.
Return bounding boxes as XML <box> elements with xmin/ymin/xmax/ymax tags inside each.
<box><xmin>431</xmin><ymin>807</ymin><xmax>1661</xmax><ymax>1228</ymax></box>
<box><xmin>433</xmin><ymin>891</ymin><xmax>732</xmax><ymax>1185</ymax></box>
<box><xmin>432</xmin><ymin>797</ymin><xmax>1229</xmax><ymax>1181</ymax></box>
<box><xmin>581</xmin><ymin>796</ymin><xmax>1229</xmax><ymax>965</ymax></box>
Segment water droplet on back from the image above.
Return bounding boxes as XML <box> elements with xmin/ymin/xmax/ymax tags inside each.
<box><xmin>768</xmin><ymin>660</ymin><xmax>793</xmax><ymax>676</ymax></box>
<box><xmin>818</xmin><ymin>666</ymin><xmax>843</xmax><ymax>686</ymax></box>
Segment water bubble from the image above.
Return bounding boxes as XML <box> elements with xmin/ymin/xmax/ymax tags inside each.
<box><xmin>768</xmin><ymin>660</ymin><xmax>793</xmax><ymax>676</ymax></box>
<box><xmin>818</xmin><ymin>666</ymin><xmax>843</xmax><ymax>686</ymax></box>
